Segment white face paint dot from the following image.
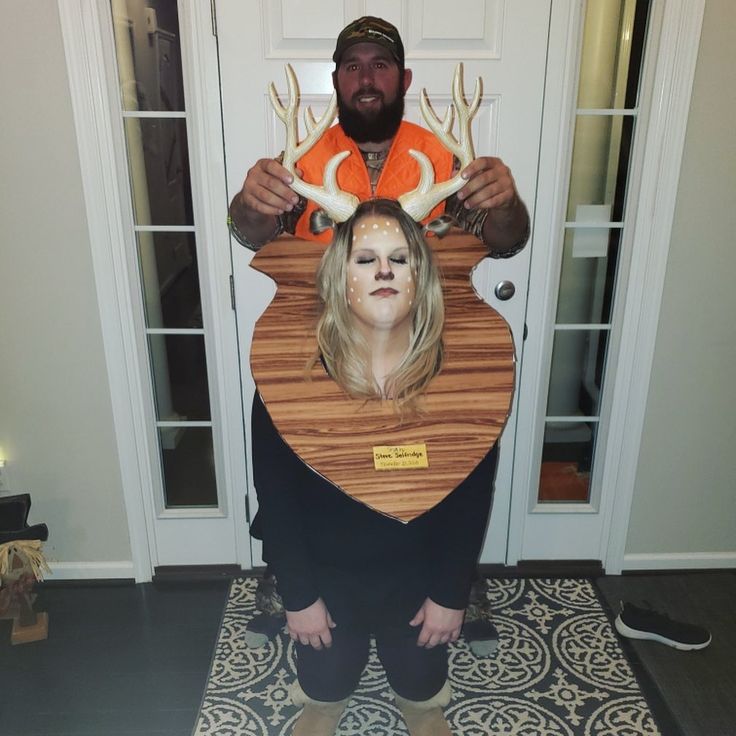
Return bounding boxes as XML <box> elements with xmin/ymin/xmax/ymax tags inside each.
<box><xmin>360</xmin><ymin>223</ymin><xmax>366</xmax><ymax>229</ymax></box>
<box><xmin>382</xmin><ymin>230</ymin><xmax>388</xmax><ymax>236</ymax></box>
<box><xmin>349</xmin><ymin>287</ymin><xmax>354</xmax><ymax>293</ymax></box>
<box><xmin>353</xmin><ymin>235</ymin><xmax>356</xmax><ymax>241</ymax></box>
<box><xmin>386</xmin><ymin>220</ymin><xmax>391</xmax><ymax>226</ymax></box>
<box><xmin>372</xmin><ymin>223</ymin><xmax>379</xmax><ymax>229</ymax></box>
<box><xmin>353</xmin><ymin>276</ymin><xmax>358</xmax><ymax>281</ymax></box>
<box><xmin>395</xmin><ymin>227</ymin><xmax>400</xmax><ymax>233</ymax></box>
<box><xmin>357</xmin><ymin>298</ymin><xmax>361</xmax><ymax>303</ymax></box>
<box><xmin>363</xmin><ymin>234</ymin><xmax>368</xmax><ymax>240</ymax></box>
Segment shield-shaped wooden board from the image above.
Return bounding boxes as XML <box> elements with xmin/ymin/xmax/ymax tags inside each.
<box><xmin>249</xmin><ymin>229</ymin><xmax>515</xmax><ymax>522</ymax></box>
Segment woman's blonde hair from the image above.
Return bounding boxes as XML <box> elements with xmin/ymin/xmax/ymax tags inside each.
<box><xmin>308</xmin><ymin>199</ymin><xmax>444</xmax><ymax>413</ymax></box>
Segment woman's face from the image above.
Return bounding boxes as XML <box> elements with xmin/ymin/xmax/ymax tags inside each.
<box><xmin>346</xmin><ymin>214</ymin><xmax>416</xmax><ymax>332</ymax></box>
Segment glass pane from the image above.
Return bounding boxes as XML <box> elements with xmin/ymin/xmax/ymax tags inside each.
<box><xmin>159</xmin><ymin>427</ymin><xmax>217</xmax><ymax>507</ymax></box>
<box><xmin>546</xmin><ymin>330</ymin><xmax>609</xmax><ymax>418</ymax></box>
<box><xmin>538</xmin><ymin>421</ymin><xmax>598</xmax><ymax>503</ymax></box>
<box><xmin>148</xmin><ymin>334</ymin><xmax>211</xmax><ymax>421</ymax></box>
<box><xmin>566</xmin><ymin>115</ymin><xmax>635</xmax><ymax>222</ymax></box>
<box><xmin>556</xmin><ymin>228</ymin><xmax>621</xmax><ymax>324</ymax></box>
<box><xmin>138</xmin><ymin>232</ymin><xmax>202</xmax><ymax>329</ymax></box>
<box><xmin>576</xmin><ymin>0</ymin><xmax>649</xmax><ymax>109</ymax></box>
<box><xmin>111</xmin><ymin>0</ymin><xmax>185</xmax><ymax>112</ymax></box>
<box><xmin>124</xmin><ymin>118</ymin><xmax>193</xmax><ymax>226</ymax></box>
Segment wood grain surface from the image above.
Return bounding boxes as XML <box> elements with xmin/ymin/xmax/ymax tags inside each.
<box><xmin>250</xmin><ymin>230</ymin><xmax>515</xmax><ymax>522</ymax></box>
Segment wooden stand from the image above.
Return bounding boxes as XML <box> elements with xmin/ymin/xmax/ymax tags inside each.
<box><xmin>0</xmin><ymin>544</ymin><xmax>49</xmax><ymax>645</ymax></box>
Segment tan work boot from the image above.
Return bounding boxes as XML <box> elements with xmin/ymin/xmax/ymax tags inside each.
<box><xmin>392</xmin><ymin>680</ymin><xmax>453</xmax><ymax>736</ymax></box>
<box><xmin>289</xmin><ymin>680</ymin><xmax>349</xmax><ymax>736</ymax></box>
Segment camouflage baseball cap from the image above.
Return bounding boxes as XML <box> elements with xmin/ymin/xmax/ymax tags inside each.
<box><xmin>333</xmin><ymin>16</ymin><xmax>404</xmax><ymax>66</ymax></box>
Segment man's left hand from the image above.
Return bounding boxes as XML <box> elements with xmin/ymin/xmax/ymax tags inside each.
<box><xmin>458</xmin><ymin>156</ymin><xmax>519</xmax><ymax>212</ymax></box>
<box><xmin>409</xmin><ymin>597</ymin><xmax>464</xmax><ymax>648</ymax></box>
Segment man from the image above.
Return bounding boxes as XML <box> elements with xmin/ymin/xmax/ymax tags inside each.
<box><xmin>229</xmin><ymin>16</ymin><xmax>529</xmax><ymax>256</ymax></box>
<box><xmin>231</xmin><ymin>17</ymin><xmax>528</xmax><ymax>736</ymax></box>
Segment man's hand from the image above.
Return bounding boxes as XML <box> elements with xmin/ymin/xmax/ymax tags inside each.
<box><xmin>239</xmin><ymin>158</ymin><xmax>299</xmax><ymax>217</ymax></box>
<box><xmin>456</xmin><ymin>156</ymin><xmax>529</xmax><ymax>253</ymax></box>
<box><xmin>229</xmin><ymin>158</ymin><xmax>302</xmax><ymax>247</ymax></box>
<box><xmin>457</xmin><ymin>156</ymin><xmax>519</xmax><ymax>212</ymax></box>
<box><xmin>285</xmin><ymin>597</ymin><xmax>336</xmax><ymax>650</ymax></box>
<box><xmin>409</xmin><ymin>597</ymin><xmax>464</xmax><ymax>648</ymax></box>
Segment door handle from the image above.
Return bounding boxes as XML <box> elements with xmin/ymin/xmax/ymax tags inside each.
<box><xmin>494</xmin><ymin>280</ymin><xmax>516</xmax><ymax>301</ymax></box>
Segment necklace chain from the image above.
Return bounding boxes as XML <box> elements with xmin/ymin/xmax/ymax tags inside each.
<box><xmin>361</xmin><ymin>149</ymin><xmax>388</xmax><ymax>192</ymax></box>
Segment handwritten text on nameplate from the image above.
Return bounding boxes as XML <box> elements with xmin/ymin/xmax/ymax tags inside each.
<box><xmin>373</xmin><ymin>444</ymin><xmax>429</xmax><ymax>470</ymax></box>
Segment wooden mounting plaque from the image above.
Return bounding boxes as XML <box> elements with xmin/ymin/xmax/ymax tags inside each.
<box><xmin>249</xmin><ymin>230</ymin><xmax>515</xmax><ymax>522</ymax></box>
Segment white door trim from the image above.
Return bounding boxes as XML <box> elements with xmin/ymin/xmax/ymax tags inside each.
<box><xmin>602</xmin><ymin>0</ymin><xmax>706</xmax><ymax>574</ymax></box>
<box><xmin>506</xmin><ymin>0</ymin><xmax>583</xmax><ymax>565</ymax></box>
<box><xmin>510</xmin><ymin>0</ymin><xmax>706</xmax><ymax>569</ymax></box>
<box><xmin>59</xmin><ymin>0</ymin><xmax>252</xmax><ymax>580</ymax></box>
<box><xmin>58</xmin><ymin>0</ymin><xmax>157</xmax><ymax>581</ymax></box>
<box><xmin>178</xmin><ymin>1</ymin><xmax>252</xmax><ymax>570</ymax></box>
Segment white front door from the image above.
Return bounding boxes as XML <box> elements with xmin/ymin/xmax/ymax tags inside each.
<box><xmin>216</xmin><ymin>0</ymin><xmax>551</xmax><ymax>565</ymax></box>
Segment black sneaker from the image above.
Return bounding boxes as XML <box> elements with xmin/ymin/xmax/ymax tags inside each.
<box><xmin>615</xmin><ymin>601</ymin><xmax>711</xmax><ymax>651</ymax></box>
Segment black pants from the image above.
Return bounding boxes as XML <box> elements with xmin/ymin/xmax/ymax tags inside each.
<box><xmin>297</xmin><ymin>569</ymin><xmax>448</xmax><ymax>702</ymax></box>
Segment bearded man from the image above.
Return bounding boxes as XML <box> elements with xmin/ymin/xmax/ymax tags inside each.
<box><xmin>228</xmin><ymin>16</ymin><xmax>530</xmax><ymax>256</ymax></box>
<box><xmin>229</xmin><ymin>17</ymin><xmax>526</xmax><ymax>736</ymax></box>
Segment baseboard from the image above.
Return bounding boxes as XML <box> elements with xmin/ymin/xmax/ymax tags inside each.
<box><xmin>623</xmin><ymin>552</ymin><xmax>736</xmax><ymax>571</ymax></box>
<box><xmin>46</xmin><ymin>561</ymin><xmax>136</xmax><ymax>580</ymax></box>
<box><xmin>479</xmin><ymin>559</ymin><xmax>604</xmax><ymax>578</ymax></box>
<box><xmin>152</xmin><ymin>564</ymin><xmax>242</xmax><ymax>583</ymax></box>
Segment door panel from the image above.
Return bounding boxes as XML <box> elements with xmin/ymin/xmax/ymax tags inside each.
<box><xmin>216</xmin><ymin>0</ymin><xmax>551</xmax><ymax>564</ymax></box>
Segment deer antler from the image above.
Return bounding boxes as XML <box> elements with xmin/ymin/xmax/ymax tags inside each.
<box><xmin>269</xmin><ymin>64</ymin><xmax>359</xmax><ymax>223</ymax></box>
<box><xmin>399</xmin><ymin>64</ymin><xmax>482</xmax><ymax>221</ymax></box>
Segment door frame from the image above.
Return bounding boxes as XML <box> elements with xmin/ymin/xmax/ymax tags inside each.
<box><xmin>58</xmin><ymin>0</ymin><xmax>252</xmax><ymax>580</ymax></box>
<box><xmin>59</xmin><ymin>0</ymin><xmax>704</xmax><ymax>581</ymax></box>
<box><xmin>508</xmin><ymin>0</ymin><xmax>706</xmax><ymax>571</ymax></box>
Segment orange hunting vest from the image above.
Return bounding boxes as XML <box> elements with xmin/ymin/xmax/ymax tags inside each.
<box><xmin>294</xmin><ymin>121</ymin><xmax>455</xmax><ymax>243</ymax></box>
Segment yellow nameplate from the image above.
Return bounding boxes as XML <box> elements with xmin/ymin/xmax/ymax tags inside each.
<box><xmin>373</xmin><ymin>444</ymin><xmax>429</xmax><ymax>470</ymax></box>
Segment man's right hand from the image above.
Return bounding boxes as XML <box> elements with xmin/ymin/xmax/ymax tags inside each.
<box><xmin>239</xmin><ymin>158</ymin><xmax>299</xmax><ymax>217</ymax></box>
<box><xmin>285</xmin><ymin>597</ymin><xmax>336</xmax><ymax>650</ymax></box>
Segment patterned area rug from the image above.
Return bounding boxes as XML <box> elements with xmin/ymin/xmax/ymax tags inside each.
<box><xmin>193</xmin><ymin>577</ymin><xmax>662</xmax><ymax>735</ymax></box>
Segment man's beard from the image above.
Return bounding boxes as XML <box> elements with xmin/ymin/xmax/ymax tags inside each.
<box><xmin>337</xmin><ymin>90</ymin><xmax>405</xmax><ymax>144</ymax></box>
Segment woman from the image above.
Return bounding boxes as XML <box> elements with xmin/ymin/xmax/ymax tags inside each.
<box><xmin>252</xmin><ymin>200</ymin><xmax>498</xmax><ymax>736</ymax></box>
<box><xmin>310</xmin><ymin>198</ymin><xmax>444</xmax><ymax>413</ymax></box>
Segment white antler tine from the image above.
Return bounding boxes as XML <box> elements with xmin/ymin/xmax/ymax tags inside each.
<box><xmin>419</xmin><ymin>89</ymin><xmax>437</xmax><ymax>126</ymax></box>
<box><xmin>453</xmin><ymin>63</ymin><xmax>465</xmax><ymax>105</ymax></box>
<box><xmin>443</xmin><ymin>104</ymin><xmax>455</xmax><ymax>136</ymax></box>
<box><xmin>284</xmin><ymin>63</ymin><xmax>299</xmax><ymax>116</ymax></box>
<box><xmin>291</xmin><ymin>152</ymin><xmax>359</xmax><ymax>223</ymax></box>
<box><xmin>398</xmin><ymin>150</ymin><xmax>437</xmax><ymax>220</ymax></box>
<box><xmin>301</xmin><ymin>94</ymin><xmax>337</xmax><ymax>142</ymax></box>
<box><xmin>323</xmin><ymin>151</ymin><xmax>351</xmax><ymax>194</ymax></box>
<box><xmin>409</xmin><ymin>150</ymin><xmax>436</xmax><ymax>195</ymax></box>
<box><xmin>304</xmin><ymin>105</ymin><xmax>317</xmax><ymax>133</ymax></box>
<box><xmin>400</xmin><ymin>63</ymin><xmax>481</xmax><ymax>222</ymax></box>
<box><xmin>269</xmin><ymin>64</ymin><xmax>357</xmax><ymax>224</ymax></box>
<box><xmin>268</xmin><ymin>82</ymin><xmax>286</xmax><ymax>122</ymax></box>
<box><xmin>469</xmin><ymin>76</ymin><xmax>483</xmax><ymax>116</ymax></box>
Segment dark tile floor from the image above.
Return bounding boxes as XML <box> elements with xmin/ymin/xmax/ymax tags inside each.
<box><xmin>2</xmin><ymin>572</ymin><xmax>734</xmax><ymax>736</ymax></box>
<box><xmin>0</xmin><ymin>580</ymin><xmax>229</xmax><ymax>736</ymax></box>
<box><xmin>598</xmin><ymin>572</ymin><xmax>736</xmax><ymax>736</ymax></box>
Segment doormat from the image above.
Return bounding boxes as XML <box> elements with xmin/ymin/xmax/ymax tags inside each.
<box><xmin>193</xmin><ymin>577</ymin><xmax>663</xmax><ymax>735</ymax></box>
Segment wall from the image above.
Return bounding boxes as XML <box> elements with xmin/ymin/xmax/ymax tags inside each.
<box><xmin>0</xmin><ymin>2</ymin><xmax>131</xmax><ymax>570</ymax></box>
<box><xmin>1</xmin><ymin>1</ymin><xmax>732</xmax><ymax>574</ymax></box>
<box><xmin>626</xmin><ymin>0</ymin><xmax>736</xmax><ymax>558</ymax></box>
